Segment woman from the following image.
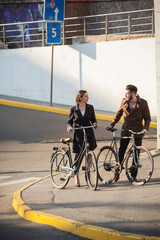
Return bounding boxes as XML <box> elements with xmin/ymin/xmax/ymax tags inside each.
<box><xmin>67</xmin><ymin>90</ymin><xmax>98</xmax><ymax>187</ymax></box>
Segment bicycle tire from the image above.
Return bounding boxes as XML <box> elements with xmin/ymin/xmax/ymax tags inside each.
<box><xmin>125</xmin><ymin>146</ymin><xmax>154</xmax><ymax>186</ymax></box>
<box><xmin>85</xmin><ymin>151</ymin><xmax>98</xmax><ymax>191</ymax></box>
<box><xmin>50</xmin><ymin>150</ymin><xmax>70</xmax><ymax>189</ymax></box>
<box><xmin>97</xmin><ymin>146</ymin><xmax>118</xmax><ymax>184</ymax></box>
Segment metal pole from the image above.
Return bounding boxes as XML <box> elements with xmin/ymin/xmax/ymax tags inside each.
<box><xmin>42</xmin><ymin>22</ymin><xmax>44</xmax><ymax>47</ymax></box>
<box><xmin>22</xmin><ymin>24</ymin><xmax>25</xmax><ymax>48</ymax></box>
<box><xmin>50</xmin><ymin>44</ymin><xmax>54</xmax><ymax>106</ymax></box>
<box><xmin>84</xmin><ymin>18</ymin><xmax>86</xmax><ymax>41</ymax></box>
<box><xmin>154</xmin><ymin>1</ymin><xmax>160</xmax><ymax>149</ymax></box>
<box><xmin>63</xmin><ymin>21</ymin><xmax>65</xmax><ymax>45</ymax></box>
<box><xmin>128</xmin><ymin>14</ymin><xmax>131</xmax><ymax>40</ymax></box>
<box><xmin>3</xmin><ymin>26</ymin><xmax>5</xmax><ymax>49</ymax></box>
<box><xmin>152</xmin><ymin>10</ymin><xmax>154</xmax><ymax>37</ymax></box>
<box><xmin>105</xmin><ymin>16</ymin><xmax>108</xmax><ymax>41</ymax></box>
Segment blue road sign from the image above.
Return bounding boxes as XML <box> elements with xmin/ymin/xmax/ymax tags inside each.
<box><xmin>46</xmin><ymin>22</ymin><xmax>61</xmax><ymax>44</ymax></box>
<box><xmin>44</xmin><ymin>0</ymin><xmax>65</xmax><ymax>22</ymax></box>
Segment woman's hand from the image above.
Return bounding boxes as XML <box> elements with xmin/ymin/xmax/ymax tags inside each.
<box><xmin>67</xmin><ymin>127</ymin><xmax>73</xmax><ymax>133</ymax></box>
<box><xmin>93</xmin><ymin>123</ymin><xmax>99</xmax><ymax>129</ymax></box>
<box><xmin>94</xmin><ymin>124</ymin><xmax>99</xmax><ymax>129</ymax></box>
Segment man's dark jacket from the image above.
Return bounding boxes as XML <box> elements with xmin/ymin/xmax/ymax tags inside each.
<box><xmin>111</xmin><ymin>95</ymin><xmax>151</xmax><ymax>138</ymax></box>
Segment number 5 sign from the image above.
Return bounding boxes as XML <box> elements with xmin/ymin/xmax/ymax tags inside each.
<box><xmin>46</xmin><ymin>22</ymin><xmax>61</xmax><ymax>44</ymax></box>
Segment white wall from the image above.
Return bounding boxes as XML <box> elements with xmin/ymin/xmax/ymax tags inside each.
<box><xmin>0</xmin><ymin>38</ymin><xmax>157</xmax><ymax>115</ymax></box>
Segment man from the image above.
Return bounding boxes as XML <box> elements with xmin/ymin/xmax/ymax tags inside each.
<box><xmin>107</xmin><ymin>84</ymin><xmax>151</xmax><ymax>181</ymax></box>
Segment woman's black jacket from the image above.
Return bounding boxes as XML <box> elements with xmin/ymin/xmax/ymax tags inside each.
<box><xmin>67</xmin><ymin>103</ymin><xmax>97</xmax><ymax>153</ymax></box>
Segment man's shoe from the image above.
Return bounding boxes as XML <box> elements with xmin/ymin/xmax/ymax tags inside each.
<box><xmin>114</xmin><ymin>174</ymin><xmax>120</xmax><ymax>182</ymax></box>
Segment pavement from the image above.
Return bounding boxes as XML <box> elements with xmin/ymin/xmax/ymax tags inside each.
<box><xmin>1</xmin><ymin>96</ymin><xmax>160</xmax><ymax>240</ymax></box>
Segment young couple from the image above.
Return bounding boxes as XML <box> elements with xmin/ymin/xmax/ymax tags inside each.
<box><xmin>67</xmin><ymin>85</ymin><xmax>151</xmax><ymax>186</ymax></box>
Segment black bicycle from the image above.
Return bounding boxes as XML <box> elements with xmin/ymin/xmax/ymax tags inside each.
<box><xmin>97</xmin><ymin>128</ymin><xmax>154</xmax><ymax>186</ymax></box>
<box><xmin>50</xmin><ymin>126</ymin><xmax>98</xmax><ymax>191</ymax></box>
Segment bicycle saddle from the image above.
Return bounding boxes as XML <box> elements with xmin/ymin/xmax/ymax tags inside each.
<box><xmin>107</xmin><ymin>128</ymin><xmax>117</xmax><ymax>132</ymax></box>
<box><xmin>60</xmin><ymin>138</ymin><xmax>72</xmax><ymax>144</ymax></box>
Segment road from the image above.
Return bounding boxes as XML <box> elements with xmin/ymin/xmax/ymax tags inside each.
<box><xmin>0</xmin><ymin>105</ymin><xmax>159</xmax><ymax>240</ymax></box>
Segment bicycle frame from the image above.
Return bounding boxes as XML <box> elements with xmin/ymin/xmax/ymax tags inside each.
<box><xmin>109</xmin><ymin>129</ymin><xmax>143</xmax><ymax>168</ymax></box>
<box><xmin>53</xmin><ymin>126</ymin><xmax>94</xmax><ymax>176</ymax></box>
<box><xmin>71</xmin><ymin>126</ymin><xmax>94</xmax><ymax>174</ymax></box>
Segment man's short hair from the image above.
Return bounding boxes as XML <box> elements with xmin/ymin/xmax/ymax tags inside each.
<box><xmin>126</xmin><ymin>84</ymin><xmax>138</xmax><ymax>94</ymax></box>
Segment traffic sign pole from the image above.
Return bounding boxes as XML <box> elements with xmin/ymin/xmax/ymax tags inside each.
<box><xmin>44</xmin><ymin>0</ymin><xmax>65</xmax><ymax>106</ymax></box>
<box><xmin>50</xmin><ymin>44</ymin><xmax>54</xmax><ymax>106</ymax></box>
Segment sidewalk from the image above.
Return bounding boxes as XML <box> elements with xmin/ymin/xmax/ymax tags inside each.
<box><xmin>12</xmin><ymin>139</ymin><xmax>160</xmax><ymax>240</ymax></box>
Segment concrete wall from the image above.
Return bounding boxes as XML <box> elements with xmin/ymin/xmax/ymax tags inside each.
<box><xmin>0</xmin><ymin>38</ymin><xmax>157</xmax><ymax>116</ymax></box>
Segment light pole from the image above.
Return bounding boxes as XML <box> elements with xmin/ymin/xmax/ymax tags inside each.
<box><xmin>154</xmin><ymin>0</ymin><xmax>160</xmax><ymax>149</ymax></box>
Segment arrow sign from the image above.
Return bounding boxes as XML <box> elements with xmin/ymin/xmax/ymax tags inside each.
<box><xmin>50</xmin><ymin>0</ymin><xmax>55</xmax><ymax>8</ymax></box>
<box><xmin>54</xmin><ymin>8</ymin><xmax>59</xmax><ymax>21</ymax></box>
<box><xmin>44</xmin><ymin>0</ymin><xmax>65</xmax><ymax>22</ymax></box>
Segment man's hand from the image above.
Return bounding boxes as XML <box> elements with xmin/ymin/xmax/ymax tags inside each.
<box><xmin>106</xmin><ymin>125</ymin><xmax>112</xmax><ymax>130</ymax></box>
<box><xmin>143</xmin><ymin>129</ymin><xmax>148</xmax><ymax>135</ymax></box>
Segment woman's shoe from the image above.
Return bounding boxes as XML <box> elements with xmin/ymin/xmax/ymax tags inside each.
<box><xmin>75</xmin><ymin>183</ymin><xmax>80</xmax><ymax>187</ymax></box>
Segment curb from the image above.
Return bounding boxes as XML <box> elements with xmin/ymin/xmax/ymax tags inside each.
<box><xmin>0</xmin><ymin>98</ymin><xmax>157</xmax><ymax>128</ymax></box>
<box><xmin>12</xmin><ymin>176</ymin><xmax>160</xmax><ymax>240</ymax></box>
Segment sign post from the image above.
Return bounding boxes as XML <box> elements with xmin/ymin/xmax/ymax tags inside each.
<box><xmin>50</xmin><ymin>44</ymin><xmax>54</xmax><ymax>106</ymax></box>
<box><xmin>44</xmin><ymin>0</ymin><xmax>65</xmax><ymax>106</ymax></box>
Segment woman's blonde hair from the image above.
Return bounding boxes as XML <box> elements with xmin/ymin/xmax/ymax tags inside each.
<box><xmin>75</xmin><ymin>90</ymin><xmax>87</xmax><ymax>104</ymax></box>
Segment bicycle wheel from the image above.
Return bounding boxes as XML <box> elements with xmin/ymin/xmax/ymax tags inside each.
<box><xmin>97</xmin><ymin>146</ymin><xmax>118</xmax><ymax>184</ymax></box>
<box><xmin>85</xmin><ymin>151</ymin><xmax>98</xmax><ymax>191</ymax></box>
<box><xmin>125</xmin><ymin>146</ymin><xmax>154</xmax><ymax>186</ymax></box>
<box><xmin>50</xmin><ymin>150</ymin><xmax>70</xmax><ymax>189</ymax></box>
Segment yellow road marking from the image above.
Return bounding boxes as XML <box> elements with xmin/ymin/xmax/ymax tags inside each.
<box><xmin>0</xmin><ymin>99</ymin><xmax>157</xmax><ymax>128</ymax></box>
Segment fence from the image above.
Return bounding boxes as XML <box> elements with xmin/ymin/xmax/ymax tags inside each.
<box><xmin>0</xmin><ymin>8</ymin><xmax>154</xmax><ymax>49</ymax></box>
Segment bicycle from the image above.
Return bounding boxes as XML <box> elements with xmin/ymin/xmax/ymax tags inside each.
<box><xmin>97</xmin><ymin>128</ymin><xmax>154</xmax><ymax>186</ymax></box>
<box><xmin>50</xmin><ymin>125</ymin><xmax>98</xmax><ymax>191</ymax></box>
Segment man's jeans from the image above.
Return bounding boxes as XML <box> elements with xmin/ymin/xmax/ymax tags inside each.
<box><xmin>118</xmin><ymin>137</ymin><xmax>142</xmax><ymax>165</ymax></box>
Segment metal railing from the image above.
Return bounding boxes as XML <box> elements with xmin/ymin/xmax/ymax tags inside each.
<box><xmin>0</xmin><ymin>8</ymin><xmax>154</xmax><ymax>49</ymax></box>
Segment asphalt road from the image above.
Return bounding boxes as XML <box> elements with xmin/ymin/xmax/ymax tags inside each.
<box><xmin>0</xmin><ymin>105</ymin><xmax>156</xmax><ymax>143</ymax></box>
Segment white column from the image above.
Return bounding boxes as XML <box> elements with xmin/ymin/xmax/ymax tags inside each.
<box><xmin>154</xmin><ymin>0</ymin><xmax>160</xmax><ymax>149</ymax></box>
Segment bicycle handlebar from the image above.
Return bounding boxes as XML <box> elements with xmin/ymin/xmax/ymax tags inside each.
<box><xmin>128</xmin><ymin>129</ymin><xmax>144</xmax><ymax>135</ymax></box>
<box><xmin>107</xmin><ymin>128</ymin><xmax>144</xmax><ymax>135</ymax></box>
<box><xmin>74</xmin><ymin>125</ymin><xmax>95</xmax><ymax>130</ymax></box>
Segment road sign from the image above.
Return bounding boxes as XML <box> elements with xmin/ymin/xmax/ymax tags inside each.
<box><xmin>44</xmin><ymin>0</ymin><xmax>65</xmax><ymax>22</ymax></box>
<box><xmin>46</xmin><ymin>21</ymin><xmax>61</xmax><ymax>44</ymax></box>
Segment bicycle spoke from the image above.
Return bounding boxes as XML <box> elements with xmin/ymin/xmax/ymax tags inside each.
<box><xmin>86</xmin><ymin>152</ymin><xmax>98</xmax><ymax>191</ymax></box>
<box><xmin>125</xmin><ymin>146</ymin><xmax>154</xmax><ymax>186</ymax></box>
<box><xmin>51</xmin><ymin>150</ymin><xmax>70</xmax><ymax>189</ymax></box>
<box><xmin>97</xmin><ymin>146</ymin><xmax>118</xmax><ymax>184</ymax></box>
